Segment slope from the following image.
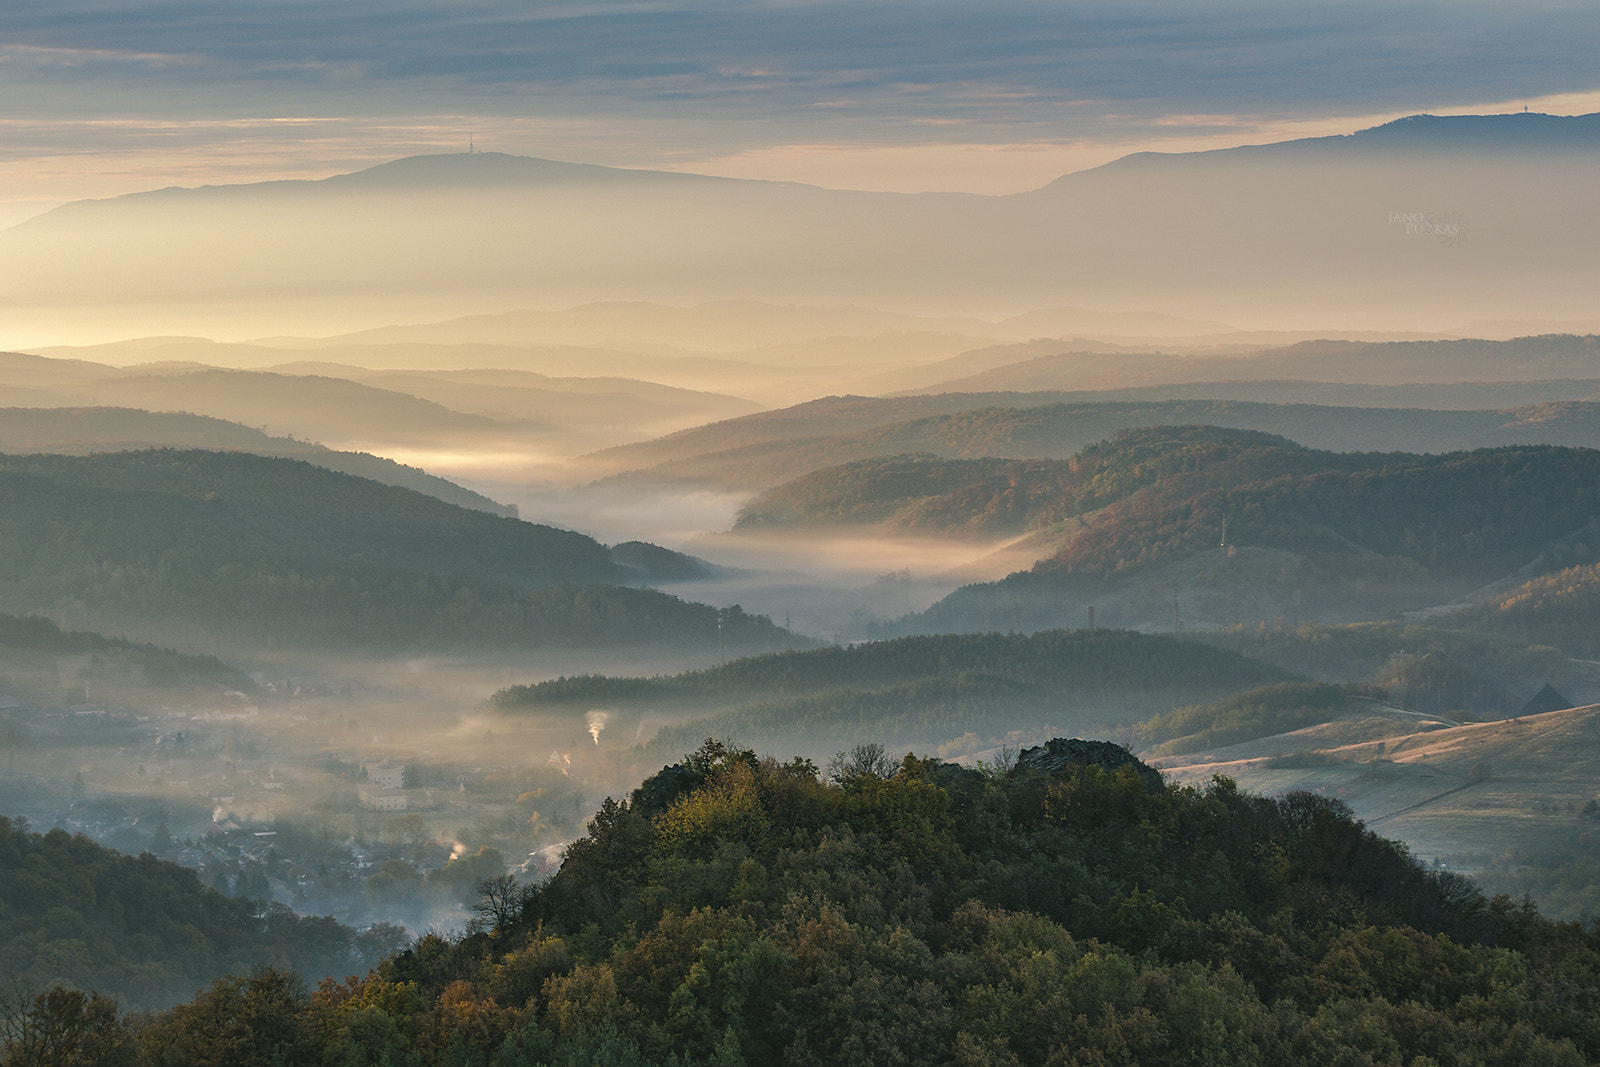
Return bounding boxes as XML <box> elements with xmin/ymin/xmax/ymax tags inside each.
<box><xmin>0</xmin><ymin>406</ymin><xmax>516</xmax><ymax>516</ymax></box>
<box><xmin>5</xmin><ymin>113</ymin><xmax>1599</xmax><ymax>338</ymax></box>
<box><xmin>910</xmin><ymin>335</ymin><xmax>1600</xmax><ymax>394</ymax></box>
<box><xmin>1155</xmin><ymin>701</ymin><xmax>1600</xmax><ymax>876</ymax></box>
<box><xmin>592</xmin><ymin>395</ymin><xmax>1600</xmax><ymax>491</ymax></box>
<box><xmin>908</xmin><ymin>432</ymin><xmax>1600</xmax><ymax>635</ymax></box>
<box><xmin>492</xmin><ymin>628</ymin><xmax>1294</xmax><ymax>764</ymax></box>
<box><xmin>0</xmin><ymin>450</ymin><xmax>792</xmax><ymax>656</ymax></box>
<box><xmin>0</xmin><ymin>816</ymin><xmax>393</xmax><ymax>1010</ymax></box>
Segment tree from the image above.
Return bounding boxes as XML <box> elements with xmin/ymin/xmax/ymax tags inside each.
<box><xmin>469</xmin><ymin>875</ymin><xmax>533</xmax><ymax>937</ymax></box>
<box><xmin>827</xmin><ymin>742</ymin><xmax>894</xmax><ymax>783</ymax></box>
<box><xmin>1</xmin><ymin>986</ymin><xmax>133</xmax><ymax>1067</ymax></box>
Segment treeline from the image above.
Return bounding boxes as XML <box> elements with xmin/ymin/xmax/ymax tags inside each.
<box><xmin>637</xmin><ymin>672</ymin><xmax>1064</xmax><ymax>764</ymax></box>
<box><xmin>0</xmin><ymin>816</ymin><xmax>399</xmax><ymax>1011</ymax></box>
<box><xmin>0</xmin><ymin>613</ymin><xmax>244</xmax><ymax>688</ymax></box>
<box><xmin>604</xmin><ymin>393</ymin><xmax>1600</xmax><ymax>493</ymax></box>
<box><xmin>1458</xmin><ymin>561</ymin><xmax>1600</xmax><ymax>657</ymax></box>
<box><xmin>0</xmin><ymin>406</ymin><xmax>518</xmax><ymax>517</ymax></box>
<box><xmin>1031</xmin><ymin>441</ymin><xmax>1600</xmax><ymax>583</ymax></box>
<box><xmin>19</xmin><ymin>741</ymin><xmax>1600</xmax><ymax>1065</ymax></box>
<box><xmin>0</xmin><ymin>449</ymin><xmax>615</xmax><ymax>589</ymax></box>
<box><xmin>0</xmin><ymin>450</ymin><xmax>795</xmax><ymax>655</ymax></box>
<box><xmin>496</xmin><ymin>630</ymin><xmax>1292</xmax><ymax>759</ymax></box>
<box><xmin>494</xmin><ymin>629</ymin><xmax>1291</xmax><ymax>713</ymax></box>
<box><xmin>740</xmin><ymin>431</ymin><xmax>1600</xmax><ymax>604</ymax></box>
<box><xmin>1135</xmin><ymin>681</ymin><xmax>1378</xmax><ymax>756</ymax></box>
<box><xmin>1185</xmin><ymin>622</ymin><xmax>1584</xmax><ymax>712</ymax></box>
<box><xmin>735</xmin><ymin>453</ymin><xmax>1035</xmax><ymax>531</ymax></box>
<box><xmin>734</xmin><ymin>426</ymin><xmax>1303</xmax><ymax>535</ymax></box>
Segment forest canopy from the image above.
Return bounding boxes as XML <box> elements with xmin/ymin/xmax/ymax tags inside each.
<box><xmin>10</xmin><ymin>740</ymin><xmax>1600</xmax><ymax>1066</ymax></box>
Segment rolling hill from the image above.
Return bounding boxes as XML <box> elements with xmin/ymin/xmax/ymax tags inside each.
<box><xmin>0</xmin><ymin>406</ymin><xmax>518</xmax><ymax>516</ymax></box>
<box><xmin>1153</xmin><ymin>699</ymin><xmax>1600</xmax><ymax>882</ymax></box>
<box><xmin>901</xmin><ymin>335</ymin><xmax>1600</xmax><ymax>395</ymax></box>
<box><xmin>0</xmin><ymin>450</ymin><xmax>793</xmax><ymax>657</ymax></box>
<box><xmin>591</xmin><ymin>394</ymin><xmax>1600</xmax><ymax>491</ymax></box>
<box><xmin>1181</xmin><ymin>622</ymin><xmax>1595</xmax><ymax>715</ymax></box>
<box><xmin>902</xmin><ymin>431</ymin><xmax>1600</xmax><ymax>636</ymax></box>
<box><xmin>0</xmin><ymin>815</ymin><xmax>394</xmax><ymax>1010</ymax></box>
<box><xmin>492</xmin><ymin>628</ymin><xmax>1294</xmax><ymax>764</ymax></box>
<box><xmin>1453</xmin><ymin>561</ymin><xmax>1600</xmax><ymax>657</ymax></box>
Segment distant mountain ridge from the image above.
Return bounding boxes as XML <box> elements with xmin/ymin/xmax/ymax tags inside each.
<box><xmin>1044</xmin><ymin>112</ymin><xmax>1600</xmax><ymax>190</ymax></box>
<box><xmin>4</xmin><ymin>112</ymin><xmax>1595</xmax><ymax>337</ymax></box>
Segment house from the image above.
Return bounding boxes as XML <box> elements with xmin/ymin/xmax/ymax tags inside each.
<box><xmin>361</xmin><ymin>759</ymin><xmax>406</xmax><ymax>790</ymax></box>
<box><xmin>358</xmin><ymin>786</ymin><xmax>407</xmax><ymax>812</ymax></box>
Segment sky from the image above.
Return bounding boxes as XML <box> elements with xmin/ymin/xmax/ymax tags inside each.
<box><xmin>2</xmin><ymin>0</ymin><xmax>1599</xmax><ymax>225</ymax></box>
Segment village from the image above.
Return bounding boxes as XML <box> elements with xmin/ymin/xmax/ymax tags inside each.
<box><xmin>0</xmin><ymin>681</ymin><xmax>586</xmax><ymax>934</ymax></box>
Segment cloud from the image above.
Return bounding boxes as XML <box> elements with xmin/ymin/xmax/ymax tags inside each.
<box><xmin>1</xmin><ymin>0</ymin><xmax>1597</xmax><ymax>197</ymax></box>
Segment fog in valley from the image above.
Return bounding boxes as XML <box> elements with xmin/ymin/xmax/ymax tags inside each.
<box><xmin>5</xmin><ymin>111</ymin><xmax>1600</xmax><ymax>970</ymax></box>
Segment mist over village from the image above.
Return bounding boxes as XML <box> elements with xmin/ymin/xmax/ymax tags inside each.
<box><xmin>3</xmin><ymin>2</ymin><xmax>1600</xmax><ymax>1064</ymax></box>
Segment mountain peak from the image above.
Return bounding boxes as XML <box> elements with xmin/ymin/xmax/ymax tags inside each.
<box><xmin>1346</xmin><ymin>110</ymin><xmax>1600</xmax><ymax>152</ymax></box>
<box><xmin>320</xmin><ymin>151</ymin><xmax>738</xmax><ymax>191</ymax></box>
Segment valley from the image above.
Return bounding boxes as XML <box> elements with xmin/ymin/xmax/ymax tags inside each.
<box><xmin>4</xmin><ymin>113</ymin><xmax>1600</xmax><ymax>1062</ymax></box>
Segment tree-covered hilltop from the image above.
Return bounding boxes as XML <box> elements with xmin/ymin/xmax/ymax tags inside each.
<box><xmin>902</xmin><ymin>433</ymin><xmax>1600</xmax><ymax>636</ymax></box>
<box><xmin>594</xmin><ymin>394</ymin><xmax>1600</xmax><ymax>493</ymax></box>
<box><xmin>1028</xmin><ymin>441</ymin><xmax>1600</xmax><ymax>584</ymax></box>
<box><xmin>1133</xmin><ymin>681</ymin><xmax>1384</xmax><ymax>756</ymax></box>
<box><xmin>1175</xmin><ymin>622</ymin><xmax>1592</xmax><ymax>721</ymax></box>
<box><xmin>0</xmin><ymin>612</ymin><xmax>245</xmax><ymax>688</ymax></box>
<box><xmin>0</xmin><ymin>406</ymin><xmax>518</xmax><ymax>517</ymax></box>
<box><xmin>739</xmin><ymin>429</ymin><xmax>1600</xmax><ymax>592</ymax></box>
<box><xmin>0</xmin><ymin>816</ymin><xmax>402</xmax><ymax>1012</ymax></box>
<box><xmin>492</xmin><ymin>629</ymin><xmax>1294</xmax><ymax>761</ymax></box>
<box><xmin>0</xmin><ymin>450</ymin><xmax>795</xmax><ymax>655</ymax></box>
<box><xmin>734</xmin><ymin>426</ymin><xmax>1304</xmax><ymax>534</ymax></box>
<box><xmin>1454</xmin><ymin>561</ymin><xmax>1600</xmax><ymax>658</ymax></box>
<box><xmin>19</xmin><ymin>740</ymin><xmax>1600</xmax><ymax>1065</ymax></box>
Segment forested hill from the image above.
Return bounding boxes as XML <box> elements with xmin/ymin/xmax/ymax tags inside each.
<box><xmin>0</xmin><ymin>815</ymin><xmax>400</xmax><ymax>1010</ymax></box>
<box><xmin>738</xmin><ymin>428</ymin><xmax>1600</xmax><ymax>558</ymax></box>
<box><xmin>904</xmin><ymin>431</ymin><xmax>1600</xmax><ymax>635</ymax></box>
<box><xmin>1455</xmin><ymin>560</ymin><xmax>1600</xmax><ymax>657</ymax></box>
<box><xmin>24</xmin><ymin>741</ymin><xmax>1600</xmax><ymax>1065</ymax></box>
<box><xmin>0</xmin><ymin>450</ymin><xmax>794</xmax><ymax>655</ymax></box>
<box><xmin>1027</xmin><ymin>438</ymin><xmax>1600</xmax><ymax>583</ymax></box>
<box><xmin>591</xmin><ymin>395</ymin><xmax>1600</xmax><ymax>491</ymax></box>
<box><xmin>493</xmin><ymin>629</ymin><xmax>1294</xmax><ymax>762</ymax></box>
<box><xmin>736</xmin><ymin>425</ymin><xmax>1298</xmax><ymax>534</ymax></box>
<box><xmin>0</xmin><ymin>612</ymin><xmax>246</xmax><ymax>689</ymax></box>
<box><xmin>0</xmin><ymin>406</ymin><xmax>518</xmax><ymax>517</ymax></box>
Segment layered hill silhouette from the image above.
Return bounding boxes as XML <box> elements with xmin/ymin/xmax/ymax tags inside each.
<box><xmin>16</xmin><ymin>340</ymin><xmax>760</xmax><ymax>437</ymax></box>
<box><xmin>0</xmin><ymin>815</ymin><xmax>397</xmax><ymax>1010</ymax></box>
<box><xmin>0</xmin><ymin>450</ymin><xmax>792</xmax><ymax>656</ymax></box>
<box><xmin>492</xmin><ymin>628</ymin><xmax>1293</xmax><ymax>763</ymax></box>
<box><xmin>592</xmin><ymin>392</ymin><xmax>1600</xmax><ymax>490</ymax></box>
<box><xmin>900</xmin><ymin>429</ymin><xmax>1600</xmax><ymax>635</ymax></box>
<box><xmin>5</xmin><ymin>113</ymin><xmax>1597</xmax><ymax>337</ymax></box>
<box><xmin>896</xmin><ymin>335</ymin><xmax>1600</xmax><ymax>395</ymax></box>
<box><xmin>0</xmin><ymin>405</ymin><xmax>517</xmax><ymax>516</ymax></box>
